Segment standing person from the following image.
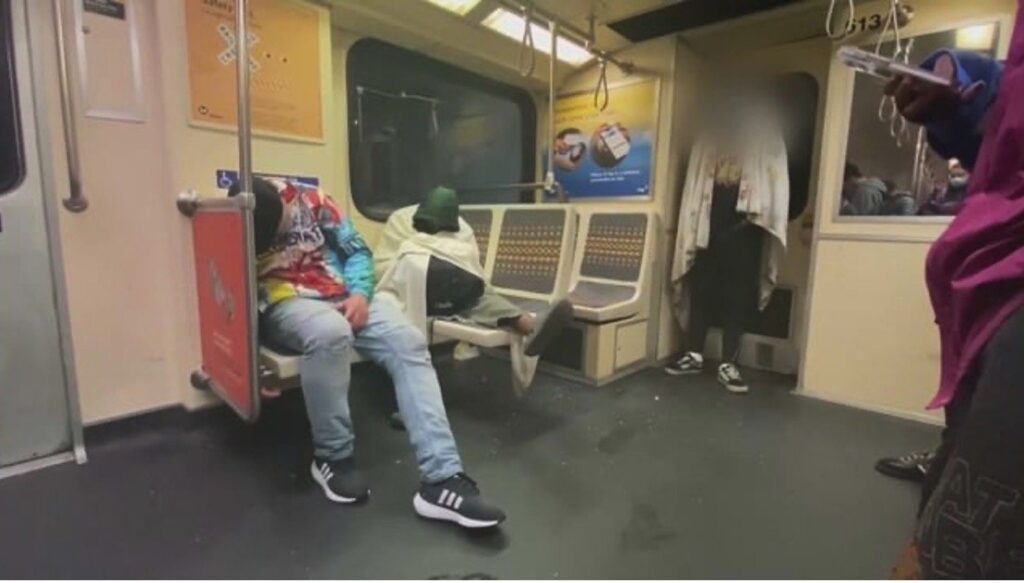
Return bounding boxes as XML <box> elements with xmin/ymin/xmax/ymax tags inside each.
<box><xmin>229</xmin><ymin>177</ymin><xmax>505</xmax><ymax>529</ymax></box>
<box><xmin>883</xmin><ymin>4</ymin><xmax>1024</xmax><ymax>576</ymax></box>
<box><xmin>668</xmin><ymin>95</ymin><xmax>791</xmax><ymax>395</ymax></box>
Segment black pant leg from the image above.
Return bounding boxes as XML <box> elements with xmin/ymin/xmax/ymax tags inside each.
<box><xmin>916</xmin><ymin>307</ymin><xmax>1024</xmax><ymax>578</ymax></box>
<box><xmin>718</xmin><ymin>225</ymin><xmax>763</xmax><ymax>362</ymax></box>
<box><xmin>686</xmin><ymin>250</ymin><xmax>715</xmax><ymax>355</ymax></box>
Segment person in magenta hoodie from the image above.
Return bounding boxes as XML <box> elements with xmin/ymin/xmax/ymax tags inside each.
<box><xmin>884</xmin><ymin>2</ymin><xmax>1024</xmax><ymax>577</ymax></box>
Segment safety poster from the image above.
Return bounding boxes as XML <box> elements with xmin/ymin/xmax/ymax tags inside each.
<box><xmin>184</xmin><ymin>0</ymin><xmax>323</xmax><ymax>141</ymax></box>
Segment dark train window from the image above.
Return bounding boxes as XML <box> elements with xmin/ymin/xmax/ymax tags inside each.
<box><xmin>347</xmin><ymin>39</ymin><xmax>536</xmax><ymax>221</ymax></box>
<box><xmin>0</xmin><ymin>0</ymin><xmax>25</xmax><ymax>195</ymax></box>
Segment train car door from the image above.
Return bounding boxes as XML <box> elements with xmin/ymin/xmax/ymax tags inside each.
<box><xmin>0</xmin><ymin>0</ymin><xmax>83</xmax><ymax>475</ymax></box>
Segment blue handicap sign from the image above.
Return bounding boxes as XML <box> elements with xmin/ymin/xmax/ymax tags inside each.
<box><xmin>216</xmin><ymin>169</ymin><xmax>319</xmax><ymax>190</ymax></box>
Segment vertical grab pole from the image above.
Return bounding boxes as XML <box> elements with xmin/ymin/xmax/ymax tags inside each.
<box><xmin>52</xmin><ymin>0</ymin><xmax>88</xmax><ymax>213</ymax></box>
<box><xmin>235</xmin><ymin>0</ymin><xmax>261</xmax><ymax>421</ymax></box>
<box><xmin>236</xmin><ymin>0</ymin><xmax>253</xmax><ymax>196</ymax></box>
<box><xmin>546</xmin><ymin>20</ymin><xmax>563</xmax><ymax>201</ymax></box>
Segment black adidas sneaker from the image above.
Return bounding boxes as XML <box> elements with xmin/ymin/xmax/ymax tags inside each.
<box><xmin>311</xmin><ymin>457</ymin><xmax>369</xmax><ymax>504</ymax></box>
<box><xmin>414</xmin><ymin>473</ymin><xmax>506</xmax><ymax>529</ymax></box>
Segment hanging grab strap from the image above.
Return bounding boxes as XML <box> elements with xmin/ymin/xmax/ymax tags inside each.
<box><xmin>517</xmin><ymin>2</ymin><xmax>537</xmax><ymax>77</ymax></box>
<box><xmin>825</xmin><ymin>0</ymin><xmax>855</xmax><ymax>40</ymax></box>
<box><xmin>593</xmin><ymin>58</ymin><xmax>610</xmax><ymax>112</ymax></box>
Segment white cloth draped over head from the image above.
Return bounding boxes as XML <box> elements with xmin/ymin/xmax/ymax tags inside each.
<box><xmin>670</xmin><ymin>104</ymin><xmax>790</xmax><ymax>324</ymax></box>
<box><xmin>373</xmin><ymin>204</ymin><xmax>540</xmax><ymax>391</ymax></box>
<box><xmin>374</xmin><ymin>205</ymin><xmax>484</xmax><ymax>337</ymax></box>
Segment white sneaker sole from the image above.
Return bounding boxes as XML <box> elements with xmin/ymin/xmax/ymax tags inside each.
<box><xmin>664</xmin><ymin>367</ymin><xmax>702</xmax><ymax>377</ymax></box>
<box><xmin>310</xmin><ymin>461</ymin><xmax>363</xmax><ymax>504</ymax></box>
<box><xmin>719</xmin><ymin>381</ymin><xmax>749</xmax><ymax>394</ymax></box>
<box><xmin>413</xmin><ymin>493</ymin><xmax>502</xmax><ymax>529</ymax></box>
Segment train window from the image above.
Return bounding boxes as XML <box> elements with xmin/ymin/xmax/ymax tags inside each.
<box><xmin>347</xmin><ymin>39</ymin><xmax>536</xmax><ymax>220</ymax></box>
<box><xmin>0</xmin><ymin>0</ymin><xmax>25</xmax><ymax>196</ymax></box>
<box><xmin>841</xmin><ymin>23</ymin><xmax>1000</xmax><ymax>219</ymax></box>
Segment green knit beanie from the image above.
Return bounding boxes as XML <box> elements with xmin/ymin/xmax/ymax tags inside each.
<box><xmin>413</xmin><ymin>186</ymin><xmax>461</xmax><ymax>234</ymax></box>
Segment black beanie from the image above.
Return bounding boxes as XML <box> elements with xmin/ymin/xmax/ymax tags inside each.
<box><xmin>228</xmin><ymin>177</ymin><xmax>283</xmax><ymax>255</ymax></box>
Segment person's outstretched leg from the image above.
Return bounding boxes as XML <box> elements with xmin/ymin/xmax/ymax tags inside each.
<box><xmin>262</xmin><ymin>298</ymin><xmax>369</xmax><ymax>503</ymax></box>
<box><xmin>355</xmin><ymin>297</ymin><xmax>506</xmax><ymax>528</ymax></box>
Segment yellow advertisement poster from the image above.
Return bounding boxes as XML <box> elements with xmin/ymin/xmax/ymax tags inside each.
<box><xmin>553</xmin><ymin>78</ymin><xmax>658</xmax><ymax>199</ymax></box>
<box><xmin>185</xmin><ymin>0</ymin><xmax>323</xmax><ymax>142</ymax></box>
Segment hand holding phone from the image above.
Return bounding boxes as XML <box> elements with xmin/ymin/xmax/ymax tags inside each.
<box><xmin>882</xmin><ymin>53</ymin><xmax>987</xmax><ymax>125</ymax></box>
<box><xmin>838</xmin><ymin>46</ymin><xmax>952</xmax><ymax>86</ymax></box>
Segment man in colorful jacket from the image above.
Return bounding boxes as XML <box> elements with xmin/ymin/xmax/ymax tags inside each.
<box><xmin>229</xmin><ymin>177</ymin><xmax>505</xmax><ymax>529</ymax></box>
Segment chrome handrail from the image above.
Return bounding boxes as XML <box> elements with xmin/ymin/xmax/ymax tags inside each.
<box><xmin>52</xmin><ymin>0</ymin><xmax>87</xmax><ymax>213</ymax></box>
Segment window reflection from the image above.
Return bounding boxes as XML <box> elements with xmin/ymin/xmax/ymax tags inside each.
<box><xmin>841</xmin><ymin>24</ymin><xmax>998</xmax><ymax>219</ymax></box>
<box><xmin>841</xmin><ymin>158</ymin><xmax>970</xmax><ymax>217</ymax></box>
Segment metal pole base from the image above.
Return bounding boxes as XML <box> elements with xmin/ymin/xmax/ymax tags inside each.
<box><xmin>190</xmin><ymin>370</ymin><xmax>212</xmax><ymax>391</ymax></box>
<box><xmin>63</xmin><ymin>196</ymin><xmax>88</xmax><ymax>213</ymax></box>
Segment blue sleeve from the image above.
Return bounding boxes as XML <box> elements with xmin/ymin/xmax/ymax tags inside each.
<box><xmin>318</xmin><ymin>195</ymin><xmax>376</xmax><ymax>300</ymax></box>
<box><xmin>919</xmin><ymin>50</ymin><xmax>1004</xmax><ymax>169</ymax></box>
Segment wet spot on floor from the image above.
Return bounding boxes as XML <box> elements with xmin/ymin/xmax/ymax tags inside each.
<box><xmin>597</xmin><ymin>421</ymin><xmax>637</xmax><ymax>454</ymax></box>
<box><xmin>621</xmin><ymin>502</ymin><xmax>678</xmax><ymax>551</ymax></box>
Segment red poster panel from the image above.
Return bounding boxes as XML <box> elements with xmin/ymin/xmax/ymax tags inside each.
<box><xmin>191</xmin><ymin>211</ymin><xmax>255</xmax><ymax>420</ymax></box>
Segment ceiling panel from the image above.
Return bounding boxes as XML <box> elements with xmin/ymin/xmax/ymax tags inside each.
<box><xmin>608</xmin><ymin>0</ymin><xmax>808</xmax><ymax>43</ymax></box>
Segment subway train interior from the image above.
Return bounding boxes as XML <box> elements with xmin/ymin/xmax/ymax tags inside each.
<box><xmin>0</xmin><ymin>0</ymin><xmax>1020</xmax><ymax>578</ymax></box>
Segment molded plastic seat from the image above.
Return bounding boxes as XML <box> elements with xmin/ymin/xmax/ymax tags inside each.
<box><xmin>567</xmin><ymin>212</ymin><xmax>656</xmax><ymax>324</ymax></box>
<box><xmin>259</xmin><ymin>344</ymin><xmax>367</xmax><ymax>383</ymax></box>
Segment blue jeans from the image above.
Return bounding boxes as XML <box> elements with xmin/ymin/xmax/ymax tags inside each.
<box><xmin>262</xmin><ymin>296</ymin><xmax>463</xmax><ymax>483</ymax></box>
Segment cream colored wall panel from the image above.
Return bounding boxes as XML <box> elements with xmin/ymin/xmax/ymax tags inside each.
<box><xmin>802</xmin><ymin>239</ymin><xmax>942</xmax><ymax>423</ymax></box>
<box><xmin>36</xmin><ymin>0</ymin><xmax>182</xmax><ymax>423</ymax></box>
<box><xmin>154</xmin><ymin>0</ymin><xmax>337</xmax><ymax>412</ymax></box>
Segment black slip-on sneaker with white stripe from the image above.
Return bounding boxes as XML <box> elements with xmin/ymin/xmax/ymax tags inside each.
<box><xmin>717</xmin><ymin>363</ymin><xmax>749</xmax><ymax>394</ymax></box>
<box><xmin>414</xmin><ymin>473</ymin><xmax>506</xmax><ymax>529</ymax></box>
<box><xmin>311</xmin><ymin>457</ymin><xmax>369</xmax><ymax>504</ymax></box>
<box><xmin>664</xmin><ymin>352</ymin><xmax>704</xmax><ymax>376</ymax></box>
<box><xmin>524</xmin><ymin>299</ymin><xmax>573</xmax><ymax>357</ymax></box>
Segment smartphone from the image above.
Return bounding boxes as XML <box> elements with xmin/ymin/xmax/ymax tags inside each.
<box><xmin>599</xmin><ymin>125</ymin><xmax>631</xmax><ymax>161</ymax></box>
<box><xmin>838</xmin><ymin>46</ymin><xmax>953</xmax><ymax>87</ymax></box>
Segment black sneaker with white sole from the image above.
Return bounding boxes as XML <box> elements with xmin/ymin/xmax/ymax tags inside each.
<box><xmin>524</xmin><ymin>298</ymin><xmax>573</xmax><ymax>357</ymax></box>
<box><xmin>717</xmin><ymin>363</ymin><xmax>749</xmax><ymax>394</ymax></box>
<box><xmin>875</xmin><ymin>450</ymin><xmax>936</xmax><ymax>482</ymax></box>
<box><xmin>311</xmin><ymin>457</ymin><xmax>369</xmax><ymax>504</ymax></box>
<box><xmin>414</xmin><ymin>473</ymin><xmax>506</xmax><ymax>529</ymax></box>
<box><xmin>664</xmin><ymin>352</ymin><xmax>704</xmax><ymax>376</ymax></box>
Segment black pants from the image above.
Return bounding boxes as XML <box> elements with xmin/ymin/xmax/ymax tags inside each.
<box><xmin>686</xmin><ymin>223</ymin><xmax>762</xmax><ymax>362</ymax></box>
<box><xmin>916</xmin><ymin>306</ymin><xmax>1024</xmax><ymax>578</ymax></box>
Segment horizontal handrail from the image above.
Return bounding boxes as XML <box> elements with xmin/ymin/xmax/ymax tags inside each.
<box><xmin>176</xmin><ymin>190</ymin><xmax>252</xmax><ymax>217</ymax></box>
<box><xmin>455</xmin><ymin>180</ymin><xmax>567</xmax><ymax>202</ymax></box>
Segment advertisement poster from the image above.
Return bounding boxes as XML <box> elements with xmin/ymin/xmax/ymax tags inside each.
<box><xmin>185</xmin><ymin>0</ymin><xmax>323</xmax><ymax>141</ymax></box>
<box><xmin>552</xmin><ymin>78</ymin><xmax>658</xmax><ymax>199</ymax></box>
<box><xmin>192</xmin><ymin>212</ymin><xmax>254</xmax><ymax>419</ymax></box>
